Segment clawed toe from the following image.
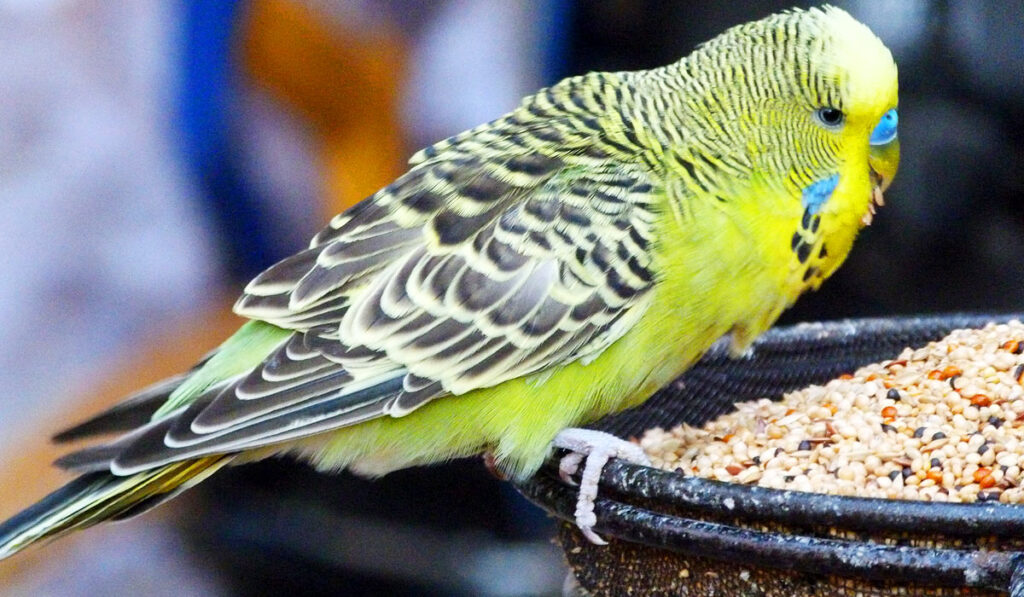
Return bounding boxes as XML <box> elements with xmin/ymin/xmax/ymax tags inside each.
<box><xmin>551</xmin><ymin>428</ymin><xmax>649</xmax><ymax>545</ymax></box>
<box><xmin>558</xmin><ymin>452</ymin><xmax>585</xmax><ymax>485</ymax></box>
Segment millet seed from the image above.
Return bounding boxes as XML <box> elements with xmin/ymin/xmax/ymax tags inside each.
<box><xmin>641</xmin><ymin>321</ymin><xmax>1024</xmax><ymax>503</ymax></box>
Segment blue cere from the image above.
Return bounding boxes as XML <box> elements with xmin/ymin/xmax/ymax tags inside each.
<box><xmin>802</xmin><ymin>174</ymin><xmax>839</xmax><ymax>214</ymax></box>
<box><xmin>870</xmin><ymin>109</ymin><xmax>898</xmax><ymax>146</ymax></box>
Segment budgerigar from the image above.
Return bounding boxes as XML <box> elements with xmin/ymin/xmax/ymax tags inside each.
<box><xmin>0</xmin><ymin>6</ymin><xmax>899</xmax><ymax>556</ymax></box>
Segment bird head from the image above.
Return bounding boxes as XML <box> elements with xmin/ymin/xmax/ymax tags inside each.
<box><xmin>814</xmin><ymin>6</ymin><xmax>900</xmax><ymax>225</ymax></box>
<box><xmin>662</xmin><ymin>6</ymin><xmax>899</xmax><ymax>227</ymax></box>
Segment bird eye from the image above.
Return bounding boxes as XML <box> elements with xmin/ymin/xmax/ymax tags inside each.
<box><xmin>815</xmin><ymin>107</ymin><xmax>844</xmax><ymax>128</ymax></box>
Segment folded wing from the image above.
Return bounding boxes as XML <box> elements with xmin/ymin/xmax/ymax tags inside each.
<box><xmin>60</xmin><ymin>80</ymin><xmax>664</xmax><ymax>475</ymax></box>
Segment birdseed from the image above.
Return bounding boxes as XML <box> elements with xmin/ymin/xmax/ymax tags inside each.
<box><xmin>640</xmin><ymin>321</ymin><xmax>1024</xmax><ymax>503</ymax></box>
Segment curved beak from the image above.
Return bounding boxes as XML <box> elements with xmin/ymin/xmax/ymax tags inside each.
<box><xmin>862</xmin><ymin>108</ymin><xmax>899</xmax><ymax>226</ymax></box>
<box><xmin>868</xmin><ymin>138</ymin><xmax>900</xmax><ymax>193</ymax></box>
<box><xmin>863</xmin><ymin>137</ymin><xmax>899</xmax><ymax>226</ymax></box>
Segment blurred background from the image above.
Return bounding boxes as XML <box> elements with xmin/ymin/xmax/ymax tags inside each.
<box><xmin>0</xmin><ymin>0</ymin><xmax>1020</xmax><ymax>595</ymax></box>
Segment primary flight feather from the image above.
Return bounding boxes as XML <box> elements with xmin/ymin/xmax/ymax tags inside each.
<box><xmin>0</xmin><ymin>5</ymin><xmax>899</xmax><ymax>557</ymax></box>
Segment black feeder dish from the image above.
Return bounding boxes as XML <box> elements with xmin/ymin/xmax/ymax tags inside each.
<box><xmin>516</xmin><ymin>313</ymin><xmax>1024</xmax><ymax>596</ymax></box>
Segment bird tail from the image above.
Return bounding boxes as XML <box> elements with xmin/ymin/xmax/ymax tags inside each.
<box><xmin>0</xmin><ymin>455</ymin><xmax>231</xmax><ymax>560</ymax></box>
<box><xmin>50</xmin><ymin>373</ymin><xmax>190</xmax><ymax>444</ymax></box>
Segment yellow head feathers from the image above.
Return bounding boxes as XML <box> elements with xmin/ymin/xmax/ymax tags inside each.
<box><xmin>815</xmin><ymin>6</ymin><xmax>899</xmax><ymax>116</ymax></box>
<box><xmin>650</xmin><ymin>5</ymin><xmax>898</xmax><ymax>208</ymax></box>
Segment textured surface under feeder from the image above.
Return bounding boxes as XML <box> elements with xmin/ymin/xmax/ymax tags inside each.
<box><xmin>516</xmin><ymin>313</ymin><xmax>1024</xmax><ymax>596</ymax></box>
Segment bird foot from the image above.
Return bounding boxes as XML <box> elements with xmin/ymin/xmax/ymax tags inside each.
<box><xmin>551</xmin><ymin>428</ymin><xmax>650</xmax><ymax>545</ymax></box>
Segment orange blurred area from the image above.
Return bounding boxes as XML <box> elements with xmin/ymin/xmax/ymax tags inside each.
<box><xmin>241</xmin><ymin>0</ymin><xmax>406</xmax><ymax>215</ymax></box>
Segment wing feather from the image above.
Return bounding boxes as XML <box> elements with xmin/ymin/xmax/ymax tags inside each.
<box><xmin>61</xmin><ymin>74</ymin><xmax>665</xmax><ymax>474</ymax></box>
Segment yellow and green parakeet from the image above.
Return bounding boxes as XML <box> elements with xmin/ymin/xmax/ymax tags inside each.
<box><xmin>0</xmin><ymin>5</ymin><xmax>898</xmax><ymax>556</ymax></box>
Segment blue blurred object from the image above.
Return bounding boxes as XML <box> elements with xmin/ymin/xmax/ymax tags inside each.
<box><xmin>178</xmin><ymin>0</ymin><xmax>283</xmax><ymax>281</ymax></box>
<box><xmin>538</xmin><ymin>0</ymin><xmax>574</xmax><ymax>85</ymax></box>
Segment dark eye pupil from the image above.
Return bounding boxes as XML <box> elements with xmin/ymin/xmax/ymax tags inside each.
<box><xmin>818</xmin><ymin>107</ymin><xmax>843</xmax><ymax>125</ymax></box>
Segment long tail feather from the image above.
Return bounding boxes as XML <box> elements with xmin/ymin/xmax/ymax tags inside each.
<box><xmin>53</xmin><ymin>349</ymin><xmax>219</xmax><ymax>444</ymax></box>
<box><xmin>0</xmin><ymin>456</ymin><xmax>231</xmax><ymax>560</ymax></box>
<box><xmin>52</xmin><ymin>373</ymin><xmax>192</xmax><ymax>443</ymax></box>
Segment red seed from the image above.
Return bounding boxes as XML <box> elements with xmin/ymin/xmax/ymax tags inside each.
<box><xmin>928</xmin><ymin>366</ymin><xmax>963</xmax><ymax>381</ymax></box>
<box><xmin>725</xmin><ymin>464</ymin><xmax>744</xmax><ymax>476</ymax></box>
<box><xmin>970</xmin><ymin>395</ymin><xmax>992</xmax><ymax>407</ymax></box>
<box><xmin>881</xmin><ymin>406</ymin><xmax>897</xmax><ymax>419</ymax></box>
<box><xmin>1001</xmin><ymin>340</ymin><xmax>1022</xmax><ymax>354</ymax></box>
<box><xmin>973</xmin><ymin>468</ymin><xmax>992</xmax><ymax>484</ymax></box>
<box><xmin>926</xmin><ymin>469</ymin><xmax>944</xmax><ymax>483</ymax></box>
<box><xmin>839</xmin><ymin>374</ymin><xmax>854</xmax><ymax>380</ymax></box>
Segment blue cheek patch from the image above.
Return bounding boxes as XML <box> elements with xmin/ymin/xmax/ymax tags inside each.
<box><xmin>870</xmin><ymin>109</ymin><xmax>898</xmax><ymax>145</ymax></box>
<box><xmin>802</xmin><ymin>174</ymin><xmax>839</xmax><ymax>214</ymax></box>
